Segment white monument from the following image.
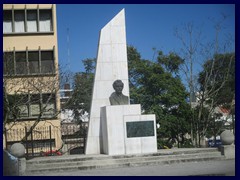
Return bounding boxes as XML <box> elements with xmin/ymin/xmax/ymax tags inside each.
<box><xmin>85</xmin><ymin>9</ymin><xmax>129</xmax><ymax>154</ymax></box>
<box><xmin>101</xmin><ymin>104</ymin><xmax>157</xmax><ymax>155</ymax></box>
<box><xmin>85</xmin><ymin>9</ymin><xmax>157</xmax><ymax>155</ymax></box>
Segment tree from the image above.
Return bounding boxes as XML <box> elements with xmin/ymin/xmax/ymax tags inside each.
<box><xmin>64</xmin><ymin>58</ymin><xmax>96</xmax><ymax>123</ymax></box>
<box><xmin>174</xmin><ymin>22</ymin><xmax>203</xmax><ymax>146</ymax></box>
<box><xmin>174</xmin><ymin>13</ymin><xmax>235</xmax><ymax>146</ymax></box>
<box><xmin>199</xmin><ymin>53</ymin><xmax>235</xmax><ymax>107</ymax></box>
<box><xmin>197</xmin><ymin>52</ymin><xmax>235</xmax><ymax>143</ymax></box>
<box><xmin>3</xmin><ymin>51</ymin><xmax>71</xmax><ymax>146</ymax></box>
<box><xmin>157</xmin><ymin>51</ymin><xmax>184</xmax><ymax>76</ymax></box>
<box><xmin>127</xmin><ymin>45</ymin><xmax>192</xmax><ymax>147</ymax></box>
<box><xmin>4</xmin><ymin>77</ymin><xmax>59</xmax><ymax>123</ymax></box>
<box><xmin>3</xmin><ymin>72</ymin><xmax>61</xmax><ymax>144</ymax></box>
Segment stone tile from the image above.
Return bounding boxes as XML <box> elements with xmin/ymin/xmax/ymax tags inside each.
<box><xmin>110</xmin><ymin>9</ymin><xmax>125</xmax><ymax>26</ymax></box>
<box><xmin>85</xmin><ymin>136</ymin><xmax>100</xmax><ymax>155</ymax></box>
<box><xmin>99</xmin><ymin>24</ymin><xmax>111</xmax><ymax>45</ymax></box>
<box><xmin>97</xmin><ymin>44</ymin><xmax>112</xmax><ymax>62</ymax></box>
<box><xmin>112</xmin><ymin>61</ymin><xmax>129</xmax><ymax>80</ymax></box>
<box><xmin>111</xmin><ymin>44</ymin><xmax>127</xmax><ymax>62</ymax></box>
<box><xmin>123</xmin><ymin>104</ymin><xmax>141</xmax><ymax>115</ymax></box>
<box><xmin>110</xmin><ymin>26</ymin><xmax>126</xmax><ymax>44</ymax></box>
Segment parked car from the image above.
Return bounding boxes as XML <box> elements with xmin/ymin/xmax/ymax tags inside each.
<box><xmin>208</xmin><ymin>139</ymin><xmax>222</xmax><ymax>147</ymax></box>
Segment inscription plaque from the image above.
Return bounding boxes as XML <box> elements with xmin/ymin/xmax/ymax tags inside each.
<box><xmin>126</xmin><ymin>121</ymin><xmax>154</xmax><ymax>138</ymax></box>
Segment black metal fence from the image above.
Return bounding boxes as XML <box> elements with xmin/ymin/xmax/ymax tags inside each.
<box><xmin>4</xmin><ymin>126</ymin><xmax>58</xmax><ymax>159</ymax></box>
<box><xmin>61</xmin><ymin>123</ymin><xmax>87</xmax><ymax>155</ymax></box>
<box><xmin>4</xmin><ymin>123</ymin><xmax>88</xmax><ymax>159</ymax></box>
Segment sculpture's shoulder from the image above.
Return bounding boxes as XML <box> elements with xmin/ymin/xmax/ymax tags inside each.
<box><xmin>110</xmin><ymin>92</ymin><xmax>117</xmax><ymax>98</ymax></box>
<box><xmin>122</xmin><ymin>94</ymin><xmax>129</xmax><ymax>100</ymax></box>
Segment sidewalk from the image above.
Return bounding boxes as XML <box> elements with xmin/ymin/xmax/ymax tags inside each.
<box><xmin>26</xmin><ymin>159</ymin><xmax>235</xmax><ymax>176</ymax></box>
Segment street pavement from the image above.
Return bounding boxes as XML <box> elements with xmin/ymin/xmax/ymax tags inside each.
<box><xmin>26</xmin><ymin>159</ymin><xmax>235</xmax><ymax>176</ymax></box>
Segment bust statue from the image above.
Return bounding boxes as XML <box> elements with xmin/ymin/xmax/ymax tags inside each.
<box><xmin>109</xmin><ymin>80</ymin><xmax>129</xmax><ymax>105</ymax></box>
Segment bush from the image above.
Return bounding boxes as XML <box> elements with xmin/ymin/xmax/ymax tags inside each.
<box><xmin>158</xmin><ymin>138</ymin><xmax>194</xmax><ymax>149</ymax></box>
<box><xmin>179</xmin><ymin>139</ymin><xmax>194</xmax><ymax>148</ymax></box>
<box><xmin>157</xmin><ymin>139</ymin><xmax>173</xmax><ymax>149</ymax></box>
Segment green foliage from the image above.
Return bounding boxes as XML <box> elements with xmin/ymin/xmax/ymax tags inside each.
<box><xmin>179</xmin><ymin>139</ymin><xmax>194</xmax><ymax>148</ymax></box>
<box><xmin>127</xmin><ymin>45</ymin><xmax>192</xmax><ymax>147</ymax></box>
<box><xmin>65</xmin><ymin>58</ymin><xmax>96</xmax><ymax>123</ymax></box>
<box><xmin>83</xmin><ymin>58</ymin><xmax>96</xmax><ymax>74</ymax></box>
<box><xmin>196</xmin><ymin>52</ymin><xmax>235</xmax><ymax>142</ymax></box>
<box><xmin>157</xmin><ymin>138</ymin><xmax>173</xmax><ymax>149</ymax></box>
<box><xmin>157</xmin><ymin>51</ymin><xmax>184</xmax><ymax>75</ymax></box>
<box><xmin>198</xmin><ymin>52</ymin><xmax>235</xmax><ymax>108</ymax></box>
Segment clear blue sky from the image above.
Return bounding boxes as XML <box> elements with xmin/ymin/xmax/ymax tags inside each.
<box><xmin>56</xmin><ymin>4</ymin><xmax>235</xmax><ymax>74</ymax></box>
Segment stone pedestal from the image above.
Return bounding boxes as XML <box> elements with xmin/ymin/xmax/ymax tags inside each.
<box><xmin>220</xmin><ymin>145</ymin><xmax>235</xmax><ymax>159</ymax></box>
<box><xmin>18</xmin><ymin>158</ymin><xmax>26</xmax><ymax>176</ymax></box>
<box><xmin>3</xmin><ymin>150</ymin><xmax>18</xmax><ymax>176</ymax></box>
<box><xmin>101</xmin><ymin>104</ymin><xmax>157</xmax><ymax>155</ymax></box>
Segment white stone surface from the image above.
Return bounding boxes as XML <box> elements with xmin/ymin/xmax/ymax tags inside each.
<box><xmin>140</xmin><ymin>115</ymin><xmax>157</xmax><ymax>154</ymax></box>
<box><xmin>18</xmin><ymin>158</ymin><xmax>26</xmax><ymax>176</ymax></box>
<box><xmin>85</xmin><ymin>9</ymin><xmax>129</xmax><ymax>154</ymax></box>
<box><xmin>220</xmin><ymin>130</ymin><xmax>234</xmax><ymax>145</ymax></box>
<box><xmin>10</xmin><ymin>143</ymin><xmax>25</xmax><ymax>158</ymax></box>
<box><xmin>101</xmin><ymin>105</ymin><xmax>157</xmax><ymax>155</ymax></box>
<box><xmin>124</xmin><ymin>114</ymin><xmax>157</xmax><ymax>154</ymax></box>
<box><xmin>220</xmin><ymin>145</ymin><xmax>235</xmax><ymax>159</ymax></box>
<box><xmin>101</xmin><ymin>105</ymin><xmax>140</xmax><ymax>155</ymax></box>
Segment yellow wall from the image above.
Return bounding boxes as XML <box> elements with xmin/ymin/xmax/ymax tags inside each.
<box><xmin>5</xmin><ymin>76</ymin><xmax>60</xmax><ymax>94</ymax></box>
<box><xmin>4</xmin><ymin>120</ymin><xmax>62</xmax><ymax>150</ymax></box>
<box><xmin>3</xmin><ymin>4</ymin><xmax>53</xmax><ymax>9</ymax></box>
<box><xmin>3</xmin><ymin>4</ymin><xmax>62</xmax><ymax>150</ymax></box>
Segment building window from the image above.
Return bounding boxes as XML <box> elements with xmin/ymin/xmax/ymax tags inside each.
<box><xmin>30</xmin><ymin>94</ymin><xmax>41</xmax><ymax>117</ymax></box>
<box><xmin>3</xmin><ymin>49</ymin><xmax>55</xmax><ymax>76</ymax></box>
<box><xmin>41</xmin><ymin>51</ymin><xmax>54</xmax><ymax>73</ymax></box>
<box><xmin>7</xmin><ymin>93</ymin><xmax>56</xmax><ymax>119</ymax></box>
<box><xmin>16</xmin><ymin>52</ymin><xmax>27</xmax><ymax>75</ymax></box>
<box><xmin>27</xmin><ymin>10</ymin><xmax>38</xmax><ymax>32</ymax></box>
<box><xmin>19</xmin><ymin>105</ymin><xmax>29</xmax><ymax>117</ymax></box>
<box><xmin>14</xmin><ymin>10</ymin><xmax>25</xmax><ymax>33</ymax></box>
<box><xmin>8</xmin><ymin>94</ymin><xmax>29</xmax><ymax>119</ymax></box>
<box><xmin>3</xmin><ymin>10</ymin><xmax>13</xmax><ymax>33</ymax></box>
<box><xmin>3</xmin><ymin>8</ymin><xmax>53</xmax><ymax>34</ymax></box>
<box><xmin>28</xmin><ymin>51</ymin><xmax>39</xmax><ymax>74</ymax></box>
<box><xmin>3</xmin><ymin>52</ymin><xmax>14</xmax><ymax>75</ymax></box>
<box><xmin>39</xmin><ymin>10</ymin><xmax>52</xmax><ymax>32</ymax></box>
<box><xmin>42</xmin><ymin>94</ymin><xmax>55</xmax><ymax>117</ymax></box>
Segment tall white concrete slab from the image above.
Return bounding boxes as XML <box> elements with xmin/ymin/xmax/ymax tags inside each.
<box><xmin>85</xmin><ymin>9</ymin><xmax>129</xmax><ymax>154</ymax></box>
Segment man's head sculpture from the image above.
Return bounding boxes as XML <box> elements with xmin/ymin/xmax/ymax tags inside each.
<box><xmin>109</xmin><ymin>80</ymin><xmax>129</xmax><ymax>105</ymax></box>
<box><xmin>112</xmin><ymin>80</ymin><xmax>124</xmax><ymax>95</ymax></box>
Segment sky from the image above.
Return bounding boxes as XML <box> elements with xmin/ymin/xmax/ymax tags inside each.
<box><xmin>56</xmin><ymin>4</ymin><xmax>235</xmax><ymax>74</ymax></box>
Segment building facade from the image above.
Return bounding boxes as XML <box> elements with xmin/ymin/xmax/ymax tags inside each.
<box><xmin>3</xmin><ymin>4</ymin><xmax>62</xmax><ymax>154</ymax></box>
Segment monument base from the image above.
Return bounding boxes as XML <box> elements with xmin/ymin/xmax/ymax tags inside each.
<box><xmin>220</xmin><ymin>144</ymin><xmax>235</xmax><ymax>159</ymax></box>
<box><xmin>101</xmin><ymin>104</ymin><xmax>157</xmax><ymax>155</ymax></box>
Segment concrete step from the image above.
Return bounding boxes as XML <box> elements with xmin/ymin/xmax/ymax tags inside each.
<box><xmin>27</xmin><ymin>152</ymin><xmax>221</xmax><ymax>169</ymax></box>
<box><xmin>26</xmin><ymin>155</ymin><xmax>224</xmax><ymax>174</ymax></box>
<box><xmin>25</xmin><ymin>148</ymin><xmax>224</xmax><ymax>175</ymax></box>
<box><xmin>26</xmin><ymin>148</ymin><xmax>219</xmax><ymax>164</ymax></box>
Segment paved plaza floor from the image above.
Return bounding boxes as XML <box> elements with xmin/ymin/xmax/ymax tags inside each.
<box><xmin>27</xmin><ymin>159</ymin><xmax>235</xmax><ymax>176</ymax></box>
